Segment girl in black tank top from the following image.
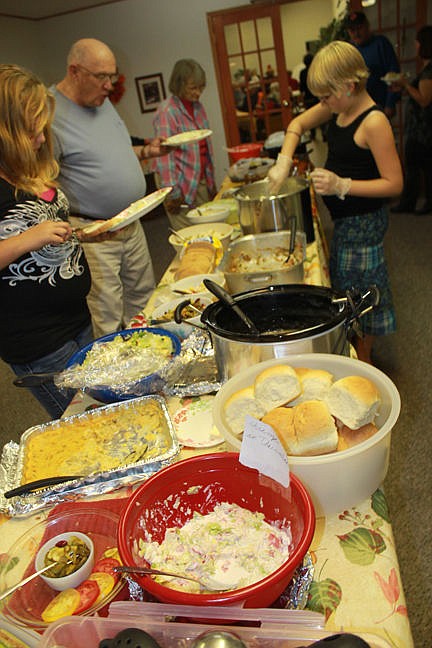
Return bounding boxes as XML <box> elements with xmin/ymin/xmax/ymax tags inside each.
<box><xmin>267</xmin><ymin>41</ymin><xmax>403</xmax><ymax>363</ymax></box>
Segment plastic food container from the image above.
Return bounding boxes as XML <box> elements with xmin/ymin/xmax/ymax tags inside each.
<box><xmin>66</xmin><ymin>327</ymin><xmax>181</xmax><ymax>403</ymax></box>
<box><xmin>212</xmin><ymin>354</ymin><xmax>401</xmax><ymax>516</ymax></box>
<box><xmin>227</xmin><ymin>143</ymin><xmax>263</xmax><ymax>163</ymax></box>
<box><xmin>38</xmin><ymin>603</ymin><xmax>392</xmax><ymax>647</ymax></box>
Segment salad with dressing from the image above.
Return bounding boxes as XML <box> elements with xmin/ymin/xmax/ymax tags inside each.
<box><xmin>138</xmin><ymin>501</ymin><xmax>292</xmax><ymax>592</ymax></box>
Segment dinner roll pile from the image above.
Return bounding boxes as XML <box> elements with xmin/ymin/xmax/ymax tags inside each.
<box><xmin>223</xmin><ymin>364</ymin><xmax>381</xmax><ymax>456</ymax></box>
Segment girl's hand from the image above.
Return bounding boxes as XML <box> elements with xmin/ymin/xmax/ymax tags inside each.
<box><xmin>310</xmin><ymin>169</ymin><xmax>351</xmax><ymax>199</ymax></box>
<box><xmin>267</xmin><ymin>154</ymin><xmax>292</xmax><ymax>194</ymax></box>
<box><xmin>26</xmin><ymin>220</ymin><xmax>73</xmax><ymax>248</ymax></box>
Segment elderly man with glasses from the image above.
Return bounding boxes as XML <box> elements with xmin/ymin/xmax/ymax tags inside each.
<box><xmin>51</xmin><ymin>38</ymin><xmax>167</xmax><ymax>338</ymax></box>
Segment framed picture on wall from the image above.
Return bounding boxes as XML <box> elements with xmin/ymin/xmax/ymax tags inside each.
<box><xmin>135</xmin><ymin>73</ymin><xmax>166</xmax><ymax>113</ymax></box>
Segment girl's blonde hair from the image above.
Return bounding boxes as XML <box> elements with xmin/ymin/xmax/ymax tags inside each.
<box><xmin>0</xmin><ymin>64</ymin><xmax>59</xmax><ymax>195</ymax></box>
<box><xmin>307</xmin><ymin>41</ymin><xmax>369</xmax><ymax>97</ymax></box>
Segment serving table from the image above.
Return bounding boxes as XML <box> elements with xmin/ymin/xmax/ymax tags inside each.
<box><xmin>0</xmin><ymin>195</ymin><xmax>413</xmax><ymax>646</ymax></box>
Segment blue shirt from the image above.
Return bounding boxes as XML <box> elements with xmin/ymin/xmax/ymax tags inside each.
<box><xmin>355</xmin><ymin>34</ymin><xmax>400</xmax><ymax>110</ymax></box>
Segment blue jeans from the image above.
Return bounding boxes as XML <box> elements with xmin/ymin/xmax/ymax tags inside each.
<box><xmin>11</xmin><ymin>324</ymin><xmax>93</xmax><ymax>420</ymax></box>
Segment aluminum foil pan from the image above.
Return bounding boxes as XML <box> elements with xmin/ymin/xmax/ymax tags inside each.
<box><xmin>0</xmin><ymin>395</ymin><xmax>180</xmax><ymax>517</ymax></box>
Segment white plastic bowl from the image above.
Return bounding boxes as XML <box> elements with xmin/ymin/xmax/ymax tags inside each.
<box><xmin>35</xmin><ymin>531</ymin><xmax>94</xmax><ymax>592</ymax></box>
<box><xmin>186</xmin><ymin>203</ymin><xmax>231</xmax><ymax>225</ymax></box>
<box><xmin>151</xmin><ymin>293</ymin><xmax>212</xmax><ymax>339</ymax></box>
<box><xmin>213</xmin><ymin>353</ymin><xmax>401</xmax><ymax>516</ymax></box>
<box><xmin>169</xmin><ymin>223</ymin><xmax>234</xmax><ymax>254</ymax></box>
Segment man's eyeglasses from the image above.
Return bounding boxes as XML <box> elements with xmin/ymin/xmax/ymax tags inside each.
<box><xmin>76</xmin><ymin>64</ymin><xmax>119</xmax><ymax>84</ymax></box>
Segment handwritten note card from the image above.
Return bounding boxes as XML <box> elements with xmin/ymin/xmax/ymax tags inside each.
<box><xmin>239</xmin><ymin>415</ymin><xmax>290</xmax><ymax>487</ymax></box>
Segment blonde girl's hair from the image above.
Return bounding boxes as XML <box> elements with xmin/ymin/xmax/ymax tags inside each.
<box><xmin>307</xmin><ymin>41</ymin><xmax>369</xmax><ymax>97</ymax></box>
<box><xmin>0</xmin><ymin>64</ymin><xmax>59</xmax><ymax>195</ymax></box>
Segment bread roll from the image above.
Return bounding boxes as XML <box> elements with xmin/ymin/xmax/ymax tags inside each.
<box><xmin>224</xmin><ymin>385</ymin><xmax>266</xmax><ymax>436</ymax></box>
<box><xmin>291</xmin><ymin>400</ymin><xmax>338</xmax><ymax>455</ymax></box>
<box><xmin>290</xmin><ymin>367</ymin><xmax>334</xmax><ymax>405</ymax></box>
<box><xmin>261</xmin><ymin>407</ymin><xmax>294</xmax><ymax>453</ymax></box>
<box><xmin>254</xmin><ymin>365</ymin><xmax>301</xmax><ymax>412</ymax></box>
<box><xmin>175</xmin><ymin>241</ymin><xmax>216</xmax><ymax>280</ymax></box>
<box><xmin>337</xmin><ymin>422</ymin><xmax>378</xmax><ymax>451</ymax></box>
<box><xmin>262</xmin><ymin>400</ymin><xmax>338</xmax><ymax>456</ymax></box>
<box><xmin>325</xmin><ymin>375</ymin><xmax>380</xmax><ymax>429</ymax></box>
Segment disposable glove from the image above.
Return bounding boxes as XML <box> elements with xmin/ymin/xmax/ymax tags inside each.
<box><xmin>267</xmin><ymin>153</ymin><xmax>292</xmax><ymax>194</ymax></box>
<box><xmin>310</xmin><ymin>168</ymin><xmax>351</xmax><ymax>199</ymax></box>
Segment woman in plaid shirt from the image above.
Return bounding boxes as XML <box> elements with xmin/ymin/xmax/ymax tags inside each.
<box><xmin>153</xmin><ymin>59</ymin><xmax>216</xmax><ymax>230</ymax></box>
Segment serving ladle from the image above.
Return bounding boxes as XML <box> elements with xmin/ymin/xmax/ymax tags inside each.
<box><xmin>203</xmin><ymin>279</ymin><xmax>260</xmax><ymax>334</ymax></box>
<box><xmin>113</xmin><ymin>565</ymin><xmax>235</xmax><ymax>592</ymax></box>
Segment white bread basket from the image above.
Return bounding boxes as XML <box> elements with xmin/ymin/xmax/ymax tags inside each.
<box><xmin>213</xmin><ymin>353</ymin><xmax>400</xmax><ymax>516</ymax></box>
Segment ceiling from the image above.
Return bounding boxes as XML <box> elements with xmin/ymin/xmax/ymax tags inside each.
<box><xmin>0</xmin><ymin>0</ymin><xmax>127</xmax><ymax>20</ymax></box>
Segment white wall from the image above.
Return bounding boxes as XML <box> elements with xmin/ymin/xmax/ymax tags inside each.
<box><xmin>0</xmin><ymin>0</ymin><xmax>339</xmax><ymax>188</ymax></box>
<box><xmin>281</xmin><ymin>0</ymin><xmax>334</xmax><ymax>71</ymax></box>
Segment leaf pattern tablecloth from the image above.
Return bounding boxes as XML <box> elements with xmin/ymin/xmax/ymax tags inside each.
<box><xmin>306</xmin><ymin>488</ymin><xmax>413</xmax><ymax>647</ymax></box>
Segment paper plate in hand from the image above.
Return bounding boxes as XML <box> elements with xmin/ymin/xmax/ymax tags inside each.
<box><xmin>163</xmin><ymin>129</ymin><xmax>212</xmax><ymax>146</ymax></box>
<box><xmin>81</xmin><ymin>187</ymin><xmax>172</xmax><ymax>235</ymax></box>
<box><xmin>108</xmin><ymin>187</ymin><xmax>173</xmax><ymax>231</ymax></box>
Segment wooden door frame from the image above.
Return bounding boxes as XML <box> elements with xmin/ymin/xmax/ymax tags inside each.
<box><xmin>207</xmin><ymin>2</ymin><xmax>292</xmax><ymax>147</ymax></box>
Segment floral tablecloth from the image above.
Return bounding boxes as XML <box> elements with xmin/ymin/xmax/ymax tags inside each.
<box><xmin>0</xmin><ymin>195</ymin><xmax>412</xmax><ymax>646</ymax></box>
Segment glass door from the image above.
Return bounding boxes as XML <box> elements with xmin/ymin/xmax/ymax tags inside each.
<box><xmin>207</xmin><ymin>3</ymin><xmax>292</xmax><ymax>147</ymax></box>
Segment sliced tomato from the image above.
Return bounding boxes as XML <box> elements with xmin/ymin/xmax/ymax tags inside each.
<box><xmin>73</xmin><ymin>578</ymin><xmax>100</xmax><ymax>614</ymax></box>
<box><xmin>92</xmin><ymin>557</ymin><xmax>121</xmax><ymax>582</ymax></box>
<box><xmin>88</xmin><ymin>571</ymin><xmax>116</xmax><ymax>602</ymax></box>
<box><xmin>41</xmin><ymin>588</ymin><xmax>81</xmax><ymax>623</ymax></box>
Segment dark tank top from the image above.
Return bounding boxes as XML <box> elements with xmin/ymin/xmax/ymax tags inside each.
<box><xmin>323</xmin><ymin>106</ymin><xmax>383</xmax><ymax>219</ymax></box>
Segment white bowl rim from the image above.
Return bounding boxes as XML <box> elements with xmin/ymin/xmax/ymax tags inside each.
<box><xmin>213</xmin><ymin>353</ymin><xmax>401</xmax><ymax>464</ymax></box>
<box><xmin>35</xmin><ymin>531</ymin><xmax>94</xmax><ymax>585</ymax></box>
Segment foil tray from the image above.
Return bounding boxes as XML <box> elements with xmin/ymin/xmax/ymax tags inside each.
<box><xmin>0</xmin><ymin>395</ymin><xmax>180</xmax><ymax>517</ymax></box>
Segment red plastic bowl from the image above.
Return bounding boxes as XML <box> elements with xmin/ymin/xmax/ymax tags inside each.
<box><xmin>117</xmin><ymin>452</ymin><xmax>315</xmax><ymax>608</ymax></box>
<box><xmin>228</xmin><ymin>143</ymin><xmax>263</xmax><ymax>163</ymax></box>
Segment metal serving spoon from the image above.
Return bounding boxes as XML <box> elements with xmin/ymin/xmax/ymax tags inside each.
<box><xmin>0</xmin><ymin>562</ymin><xmax>61</xmax><ymax>602</ymax></box>
<box><xmin>113</xmin><ymin>565</ymin><xmax>235</xmax><ymax>592</ymax></box>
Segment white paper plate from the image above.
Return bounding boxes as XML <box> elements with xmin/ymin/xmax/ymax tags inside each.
<box><xmin>163</xmin><ymin>129</ymin><xmax>212</xmax><ymax>146</ymax></box>
<box><xmin>172</xmin><ymin>396</ymin><xmax>224</xmax><ymax>448</ymax></box>
<box><xmin>81</xmin><ymin>187</ymin><xmax>172</xmax><ymax>234</ymax></box>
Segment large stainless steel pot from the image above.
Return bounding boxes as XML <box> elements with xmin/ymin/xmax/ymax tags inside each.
<box><xmin>233</xmin><ymin>177</ymin><xmax>315</xmax><ymax>243</ymax></box>
<box><xmin>218</xmin><ymin>230</ymin><xmax>306</xmax><ymax>293</ymax></box>
<box><xmin>200</xmin><ymin>284</ymin><xmax>379</xmax><ymax>382</ymax></box>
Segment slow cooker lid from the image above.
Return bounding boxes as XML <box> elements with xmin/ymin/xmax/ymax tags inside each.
<box><xmin>201</xmin><ymin>284</ymin><xmax>348</xmax><ymax>342</ymax></box>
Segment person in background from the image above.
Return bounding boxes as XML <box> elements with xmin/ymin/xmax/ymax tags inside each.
<box><xmin>0</xmin><ymin>64</ymin><xmax>93</xmax><ymax>418</ymax></box>
<box><xmin>51</xmin><ymin>38</ymin><xmax>168</xmax><ymax>338</ymax></box>
<box><xmin>153</xmin><ymin>59</ymin><xmax>216</xmax><ymax>230</ymax></box>
<box><xmin>345</xmin><ymin>11</ymin><xmax>400</xmax><ymax>119</ymax></box>
<box><xmin>300</xmin><ymin>53</ymin><xmax>319</xmax><ymax>139</ymax></box>
<box><xmin>268</xmin><ymin>41</ymin><xmax>403</xmax><ymax>364</ymax></box>
<box><xmin>287</xmin><ymin>69</ymin><xmax>299</xmax><ymax>92</ymax></box>
<box><xmin>391</xmin><ymin>26</ymin><xmax>432</xmax><ymax>215</ymax></box>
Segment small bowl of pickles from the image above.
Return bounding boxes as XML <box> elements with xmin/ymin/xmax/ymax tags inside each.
<box><xmin>35</xmin><ymin>531</ymin><xmax>94</xmax><ymax>591</ymax></box>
